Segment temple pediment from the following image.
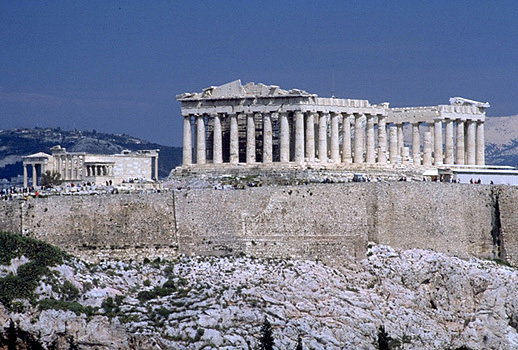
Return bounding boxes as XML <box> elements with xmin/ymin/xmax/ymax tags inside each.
<box><xmin>176</xmin><ymin>80</ymin><xmax>312</xmax><ymax>100</ymax></box>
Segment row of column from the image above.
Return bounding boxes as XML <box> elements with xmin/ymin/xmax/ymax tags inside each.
<box><xmin>86</xmin><ymin>164</ymin><xmax>112</xmax><ymax>177</ymax></box>
<box><xmin>55</xmin><ymin>154</ymin><xmax>84</xmax><ymax>181</ymax></box>
<box><xmin>182</xmin><ymin>112</ymin><xmax>485</xmax><ymax>167</ymax></box>
<box><xmin>23</xmin><ymin>163</ymin><xmax>43</xmax><ymax>188</ymax></box>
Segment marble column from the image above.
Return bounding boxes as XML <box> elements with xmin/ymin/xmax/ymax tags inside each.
<box><xmin>294</xmin><ymin>111</ymin><xmax>305</xmax><ymax>163</ymax></box>
<box><xmin>389</xmin><ymin>127</ymin><xmax>398</xmax><ymax>164</ymax></box>
<box><xmin>466</xmin><ymin>120</ymin><xmax>476</xmax><ymax>165</ymax></box>
<box><xmin>64</xmin><ymin>156</ymin><xmax>69</xmax><ymax>180</ymax></box>
<box><xmin>377</xmin><ymin>116</ymin><xmax>387</xmax><ymax>164</ymax></box>
<box><xmin>154</xmin><ymin>155</ymin><xmax>159</xmax><ymax>180</ymax></box>
<box><xmin>456</xmin><ymin>120</ymin><xmax>465</xmax><ymax>165</ymax></box>
<box><xmin>213</xmin><ymin>114</ymin><xmax>222</xmax><ymax>164</ymax></box>
<box><xmin>429</xmin><ymin>124</ymin><xmax>435</xmax><ymax>155</ymax></box>
<box><xmin>263</xmin><ymin>113</ymin><xmax>273</xmax><ymax>164</ymax></box>
<box><xmin>342</xmin><ymin>114</ymin><xmax>352</xmax><ymax>163</ymax></box>
<box><xmin>230</xmin><ymin>114</ymin><xmax>239</xmax><ymax>164</ymax></box>
<box><xmin>305</xmin><ymin>112</ymin><xmax>315</xmax><ymax>162</ymax></box>
<box><xmin>246</xmin><ymin>113</ymin><xmax>256</xmax><ymax>164</ymax></box>
<box><xmin>280</xmin><ymin>112</ymin><xmax>290</xmax><ymax>163</ymax></box>
<box><xmin>423</xmin><ymin>131</ymin><xmax>432</xmax><ymax>166</ymax></box>
<box><xmin>444</xmin><ymin>119</ymin><xmax>454</xmax><ymax>165</ymax></box>
<box><xmin>23</xmin><ymin>165</ymin><xmax>28</xmax><ymax>188</ymax></box>
<box><xmin>397</xmin><ymin>123</ymin><xmax>404</xmax><ymax>156</ymax></box>
<box><xmin>476</xmin><ymin>121</ymin><xmax>485</xmax><ymax>165</ymax></box>
<box><xmin>412</xmin><ymin>123</ymin><xmax>421</xmax><ymax>165</ymax></box>
<box><xmin>196</xmin><ymin>115</ymin><xmax>206</xmax><ymax>164</ymax></box>
<box><xmin>330</xmin><ymin>112</ymin><xmax>340</xmax><ymax>163</ymax></box>
<box><xmin>354</xmin><ymin>114</ymin><xmax>364</xmax><ymax>164</ymax></box>
<box><xmin>366</xmin><ymin>115</ymin><xmax>376</xmax><ymax>163</ymax></box>
<box><xmin>434</xmin><ymin>121</ymin><xmax>443</xmax><ymax>165</ymax></box>
<box><xmin>32</xmin><ymin>164</ymin><xmax>38</xmax><ymax>187</ymax></box>
<box><xmin>319</xmin><ymin>113</ymin><xmax>328</xmax><ymax>163</ymax></box>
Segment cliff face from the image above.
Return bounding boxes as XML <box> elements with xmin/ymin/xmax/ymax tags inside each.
<box><xmin>1</xmin><ymin>240</ymin><xmax>518</xmax><ymax>350</ymax></box>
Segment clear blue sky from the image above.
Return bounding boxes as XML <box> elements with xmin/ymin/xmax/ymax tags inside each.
<box><xmin>1</xmin><ymin>1</ymin><xmax>517</xmax><ymax>146</ymax></box>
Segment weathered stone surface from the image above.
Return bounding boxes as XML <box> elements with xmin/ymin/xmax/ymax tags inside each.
<box><xmin>0</xmin><ymin>182</ymin><xmax>517</xmax><ymax>266</ymax></box>
<box><xmin>2</xmin><ymin>246</ymin><xmax>518</xmax><ymax>349</ymax></box>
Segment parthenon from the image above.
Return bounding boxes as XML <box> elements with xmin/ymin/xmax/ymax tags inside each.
<box><xmin>176</xmin><ymin>80</ymin><xmax>489</xmax><ymax>170</ymax></box>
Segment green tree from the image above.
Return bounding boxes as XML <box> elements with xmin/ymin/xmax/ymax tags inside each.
<box><xmin>295</xmin><ymin>335</ymin><xmax>303</xmax><ymax>350</ymax></box>
<box><xmin>378</xmin><ymin>325</ymin><xmax>390</xmax><ymax>350</ymax></box>
<box><xmin>259</xmin><ymin>316</ymin><xmax>274</xmax><ymax>350</ymax></box>
<box><xmin>41</xmin><ymin>170</ymin><xmax>62</xmax><ymax>187</ymax></box>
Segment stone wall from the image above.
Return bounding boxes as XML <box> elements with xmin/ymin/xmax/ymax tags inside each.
<box><xmin>0</xmin><ymin>183</ymin><xmax>517</xmax><ymax>265</ymax></box>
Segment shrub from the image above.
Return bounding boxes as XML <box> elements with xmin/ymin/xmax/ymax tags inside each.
<box><xmin>39</xmin><ymin>298</ymin><xmax>86</xmax><ymax>316</ymax></box>
<box><xmin>0</xmin><ymin>232</ymin><xmax>68</xmax><ymax>307</ymax></box>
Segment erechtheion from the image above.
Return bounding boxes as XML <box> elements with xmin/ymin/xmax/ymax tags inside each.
<box><xmin>177</xmin><ymin>80</ymin><xmax>489</xmax><ymax>170</ymax></box>
<box><xmin>22</xmin><ymin>146</ymin><xmax>159</xmax><ymax>187</ymax></box>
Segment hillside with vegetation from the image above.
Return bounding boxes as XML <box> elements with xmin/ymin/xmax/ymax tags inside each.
<box><xmin>1</xmin><ymin>231</ymin><xmax>518</xmax><ymax>349</ymax></box>
<box><xmin>0</xmin><ymin>128</ymin><xmax>182</xmax><ymax>180</ymax></box>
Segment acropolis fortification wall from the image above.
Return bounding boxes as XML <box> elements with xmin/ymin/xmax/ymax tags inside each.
<box><xmin>1</xmin><ymin>183</ymin><xmax>517</xmax><ymax>266</ymax></box>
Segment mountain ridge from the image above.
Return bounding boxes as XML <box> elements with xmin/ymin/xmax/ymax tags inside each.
<box><xmin>0</xmin><ymin>127</ymin><xmax>182</xmax><ymax>180</ymax></box>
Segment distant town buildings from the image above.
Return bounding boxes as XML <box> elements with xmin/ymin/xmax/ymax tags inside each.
<box><xmin>22</xmin><ymin>145</ymin><xmax>159</xmax><ymax>187</ymax></box>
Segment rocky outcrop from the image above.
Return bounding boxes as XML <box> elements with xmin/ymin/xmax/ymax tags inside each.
<box><xmin>1</xmin><ymin>243</ymin><xmax>518</xmax><ymax>349</ymax></box>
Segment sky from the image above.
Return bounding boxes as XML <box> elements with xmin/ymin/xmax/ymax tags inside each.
<box><xmin>1</xmin><ymin>1</ymin><xmax>518</xmax><ymax>147</ymax></box>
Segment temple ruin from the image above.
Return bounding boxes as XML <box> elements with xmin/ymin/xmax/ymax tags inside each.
<box><xmin>22</xmin><ymin>146</ymin><xmax>159</xmax><ymax>187</ymax></box>
<box><xmin>177</xmin><ymin>80</ymin><xmax>489</xmax><ymax>171</ymax></box>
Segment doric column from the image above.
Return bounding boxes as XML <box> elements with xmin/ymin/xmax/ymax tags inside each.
<box><xmin>280</xmin><ymin>112</ymin><xmax>290</xmax><ymax>163</ymax></box>
<box><xmin>64</xmin><ymin>156</ymin><xmax>69</xmax><ymax>180</ymax></box>
<box><xmin>389</xmin><ymin>127</ymin><xmax>398</xmax><ymax>164</ymax></box>
<box><xmin>411</xmin><ymin>123</ymin><xmax>421</xmax><ymax>165</ymax></box>
<box><xmin>423</xmin><ymin>131</ymin><xmax>432</xmax><ymax>166</ymax></box>
<box><xmin>154</xmin><ymin>155</ymin><xmax>159</xmax><ymax>180</ymax></box>
<box><xmin>23</xmin><ymin>164</ymin><xmax>28</xmax><ymax>188</ymax></box>
<box><xmin>318</xmin><ymin>112</ymin><xmax>328</xmax><ymax>163</ymax></box>
<box><xmin>68</xmin><ymin>156</ymin><xmax>72</xmax><ymax>180</ymax></box>
<box><xmin>397</xmin><ymin>123</ymin><xmax>404</xmax><ymax>156</ymax></box>
<box><xmin>330</xmin><ymin>112</ymin><xmax>340</xmax><ymax>163</ymax></box>
<box><xmin>353</xmin><ymin>114</ymin><xmax>364</xmax><ymax>164</ymax></box>
<box><xmin>230</xmin><ymin>114</ymin><xmax>239</xmax><ymax>164</ymax></box>
<box><xmin>246</xmin><ymin>113</ymin><xmax>256</xmax><ymax>164</ymax></box>
<box><xmin>342</xmin><ymin>114</ymin><xmax>352</xmax><ymax>163</ymax></box>
<box><xmin>456</xmin><ymin>120</ymin><xmax>465</xmax><ymax>165</ymax></box>
<box><xmin>365</xmin><ymin>114</ymin><xmax>376</xmax><ymax>163</ymax></box>
<box><xmin>305</xmin><ymin>112</ymin><xmax>315</xmax><ymax>162</ymax></box>
<box><xmin>32</xmin><ymin>164</ymin><xmax>38</xmax><ymax>187</ymax></box>
<box><xmin>444</xmin><ymin>119</ymin><xmax>454</xmax><ymax>165</ymax></box>
<box><xmin>434</xmin><ymin>120</ymin><xmax>443</xmax><ymax>165</ymax></box>
<box><xmin>466</xmin><ymin>120</ymin><xmax>476</xmax><ymax>165</ymax></box>
<box><xmin>263</xmin><ymin>113</ymin><xmax>273</xmax><ymax>164</ymax></box>
<box><xmin>196</xmin><ymin>115</ymin><xmax>206</xmax><ymax>164</ymax></box>
<box><xmin>377</xmin><ymin>116</ymin><xmax>387</xmax><ymax>164</ymax></box>
<box><xmin>213</xmin><ymin>114</ymin><xmax>223</xmax><ymax>164</ymax></box>
<box><xmin>429</xmin><ymin>124</ymin><xmax>435</xmax><ymax>154</ymax></box>
<box><xmin>476</xmin><ymin>121</ymin><xmax>485</xmax><ymax>165</ymax></box>
<box><xmin>294</xmin><ymin>111</ymin><xmax>305</xmax><ymax>163</ymax></box>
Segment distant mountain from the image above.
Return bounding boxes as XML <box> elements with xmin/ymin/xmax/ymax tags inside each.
<box><xmin>0</xmin><ymin>128</ymin><xmax>182</xmax><ymax>180</ymax></box>
<box><xmin>485</xmin><ymin>115</ymin><xmax>518</xmax><ymax>168</ymax></box>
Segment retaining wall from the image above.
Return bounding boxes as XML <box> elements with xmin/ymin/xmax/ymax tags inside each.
<box><xmin>0</xmin><ymin>183</ymin><xmax>516</xmax><ymax>265</ymax></box>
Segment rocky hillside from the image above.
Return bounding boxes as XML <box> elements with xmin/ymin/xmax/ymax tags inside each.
<box><xmin>0</xmin><ymin>128</ymin><xmax>182</xmax><ymax>180</ymax></box>
<box><xmin>1</xmin><ymin>231</ymin><xmax>517</xmax><ymax>350</ymax></box>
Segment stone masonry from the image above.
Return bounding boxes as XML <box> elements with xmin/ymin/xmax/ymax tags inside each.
<box><xmin>1</xmin><ymin>182</ymin><xmax>517</xmax><ymax>266</ymax></box>
<box><xmin>177</xmin><ymin>80</ymin><xmax>489</xmax><ymax>169</ymax></box>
